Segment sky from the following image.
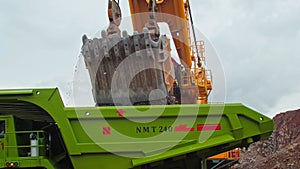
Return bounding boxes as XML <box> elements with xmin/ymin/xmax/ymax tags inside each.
<box><xmin>0</xmin><ymin>0</ymin><xmax>299</xmax><ymax>117</ymax></box>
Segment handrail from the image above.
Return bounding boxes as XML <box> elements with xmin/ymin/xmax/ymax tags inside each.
<box><xmin>4</xmin><ymin>130</ymin><xmax>49</xmax><ymax>158</ymax></box>
<box><xmin>6</xmin><ymin>130</ymin><xmax>45</xmax><ymax>134</ymax></box>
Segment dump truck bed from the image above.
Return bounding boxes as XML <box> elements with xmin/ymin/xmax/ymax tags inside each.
<box><xmin>0</xmin><ymin>88</ymin><xmax>273</xmax><ymax>169</ymax></box>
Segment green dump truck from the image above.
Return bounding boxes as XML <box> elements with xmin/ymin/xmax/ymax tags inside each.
<box><xmin>0</xmin><ymin>88</ymin><xmax>273</xmax><ymax>169</ymax></box>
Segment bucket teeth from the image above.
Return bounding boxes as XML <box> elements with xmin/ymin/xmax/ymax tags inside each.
<box><xmin>101</xmin><ymin>30</ymin><xmax>107</xmax><ymax>38</ymax></box>
<box><xmin>133</xmin><ymin>35</ymin><xmax>141</xmax><ymax>56</ymax></box>
<box><xmin>102</xmin><ymin>38</ymin><xmax>110</xmax><ymax>58</ymax></box>
<box><xmin>122</xmin><ymin>30</ymin><xmax>128</xmax><ymax>38</ymax></box>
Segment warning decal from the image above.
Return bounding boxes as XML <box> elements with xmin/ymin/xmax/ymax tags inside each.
<box><xmin>197</xmin><ymin>124</ymin><xmax>221</xmax><ymax>131</ymax></box>
<box><xmin>174</xmin><ymin>124</ymin><xmax>194</xmax><ymax>132</ymax></box>
<box><xmin>102</xmin><ymin>126</ymin><xmax>111</xmax><ymax>136</ymax></box>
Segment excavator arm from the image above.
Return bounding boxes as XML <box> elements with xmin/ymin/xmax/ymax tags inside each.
<box><xmin>128</xmin><ymin>0</ymin><xmax>193</xmax><ymax>68</ymax></box>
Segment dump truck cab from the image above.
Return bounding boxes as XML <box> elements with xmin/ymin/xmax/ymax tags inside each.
<box><xmin>0</xmin><ymin>115</ymin><xmax>23</xmax><ymax>168</ymax></box>
<box><xmin>0</xmin><ymin>115</ymin><xmax>55</xmax><ymax>168</ymax></box>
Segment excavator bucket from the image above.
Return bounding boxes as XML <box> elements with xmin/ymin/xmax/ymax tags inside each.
<box><xmin>81</xmin><ymin>29</ymin><xmax>175</xmax><ymax>106</ymax></box>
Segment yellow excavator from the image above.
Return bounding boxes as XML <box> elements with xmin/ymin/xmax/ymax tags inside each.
<box><xmin>82</xmin><ymin>0</ymin><xmax>212</xmax><ymax>106</ymax></box>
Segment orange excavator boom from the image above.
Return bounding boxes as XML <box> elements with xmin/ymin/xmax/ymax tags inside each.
<box><xmin>128</xmin><ymin>0</ymin><xmax>193</xmax><ymax>68</ymax></box>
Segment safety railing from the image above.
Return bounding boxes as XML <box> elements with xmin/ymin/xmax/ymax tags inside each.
<box><xmin>4</xmin><ymin>130</ymin><xmax>49</xmax><ymax>158</ymax></box>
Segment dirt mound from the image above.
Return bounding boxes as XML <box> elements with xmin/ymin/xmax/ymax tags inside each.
<box><xmin>235</xmin><ymin>109</ymin><xmax>300</xmax><ymax>169</ymax></box>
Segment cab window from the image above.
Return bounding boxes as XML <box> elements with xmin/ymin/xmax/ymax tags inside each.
<box><xmin>0</xmin><ymin>121</ymin><xmax>5</xmax><ymax>138</ymax></box>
